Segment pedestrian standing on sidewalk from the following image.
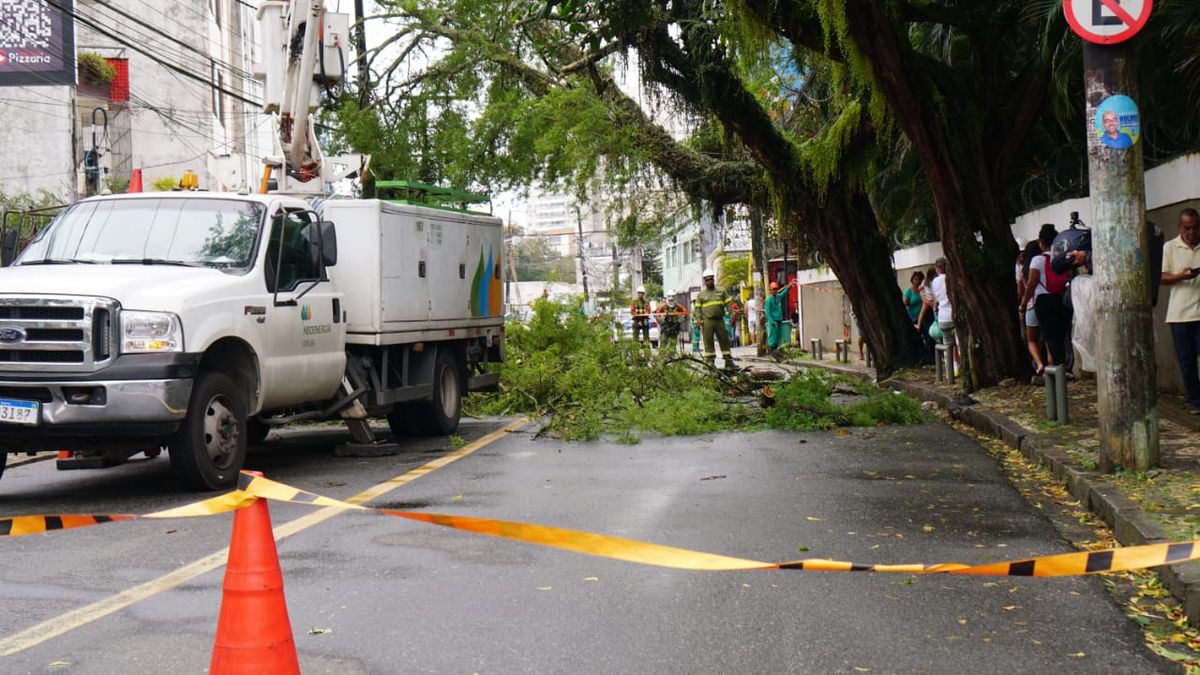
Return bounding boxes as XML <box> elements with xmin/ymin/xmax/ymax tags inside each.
<box><xmin>930</xmin><ymin>257</ymin><xmax>958</xmax><ymax>375</ymax></box>
<box><xmin>1160</xmin><ymin>207</ymin><xmax>1200</xmax><ymax>414</ymax></box>
<box><xmin>1022</xmin><ymin>237</ymin><xmax>1051</xmax><ymax>374</ymax></box>
<box><xmin>904</xmin><ymin>271</ymin><xmax>924</xmax><ymax>328</ymax></box>
<box><xmin>745</xmin><ymin>294</ymin><xmax>760</xmax><ymax>346</ymax></box>
<box><xmin>916</xmin><ymin>266</ymin><xmax>939</xmax><ymax>364</ymax></box>
<box><xmin>1023</xmin><ymin>224</ymin><xmax>1072</xmax><ymax>369</ymax></box>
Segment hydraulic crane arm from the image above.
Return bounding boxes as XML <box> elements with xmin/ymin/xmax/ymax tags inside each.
<box><xmin>256</xmin><ymin>0</ymin><xmax>368</xmax><ymax>194</ymax></box>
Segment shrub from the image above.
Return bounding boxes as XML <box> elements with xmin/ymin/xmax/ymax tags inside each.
<box><xmin>151</xmin><ymin>176</ymin><xmax>179</xmax><ymax>192</ymax></box>
<box><xmin>77</xmin><ymin>51</ymin><xmax>116</xmax><ymax>84</ymax></box>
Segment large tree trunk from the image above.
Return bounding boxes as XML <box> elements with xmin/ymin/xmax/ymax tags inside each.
<box><xmin>794</xmin><ymin>192</ymin><xmax>922</xmax><ymax>378</ymax></box>
<box><xmin>630</xmin><ymin>22</ymin><xmax>921</xmax><ymax>377</ymax></box>
<box><xmin>843</xmin><ymin>1</ymin><xmax>1027</xmax><ymax>387</ymax></box>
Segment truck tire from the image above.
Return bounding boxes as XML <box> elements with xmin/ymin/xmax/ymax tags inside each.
<box><xmin>415</xmin><ymin>350</ymin><xmax>463</xmax><ymax>436</ymax></box>
<box><xmin>169</xmin><ymin>371</ymin><xmax>247</xmax><ymax>491</ymax></box>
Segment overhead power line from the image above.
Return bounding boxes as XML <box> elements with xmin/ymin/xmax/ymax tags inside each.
<box><xmin>42</xmin><ymin>0</ymin><xmax>264</xmax><ymax>108</ymax></box>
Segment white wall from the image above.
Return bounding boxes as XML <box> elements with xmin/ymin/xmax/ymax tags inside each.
<box><xmin>0</xmin><ymin>88</ymin><xmax>76</xmax><ymax>198</ymax></box>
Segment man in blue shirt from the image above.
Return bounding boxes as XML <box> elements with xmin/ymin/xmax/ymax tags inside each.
<box><xmin>1099</xmin><ymin>110</ymin><xmax>1134</xmax><ymax>149</ymax></box>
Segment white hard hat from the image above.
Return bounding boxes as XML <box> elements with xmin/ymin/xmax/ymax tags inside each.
<box><xmin>702</xmin><ymin>268</ymin><xmax>715</xmax><ymax>278</ymax></box>
<box><xmin>637</xmin><ymin>285</ymin><xmax>646</xmax><ymax>293</ymax></box>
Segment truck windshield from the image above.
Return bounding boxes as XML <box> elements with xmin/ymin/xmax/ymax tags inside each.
<box><xmin>16</xmin><ymin>198</ymin><xmax>265</xmax><ymax>268</ymax></box>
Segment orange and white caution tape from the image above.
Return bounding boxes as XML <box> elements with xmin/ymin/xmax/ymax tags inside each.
<box><xmin>2</xmin><ymin>471</ymin><xmax>1196</xmax><ymax>578</ymax></box>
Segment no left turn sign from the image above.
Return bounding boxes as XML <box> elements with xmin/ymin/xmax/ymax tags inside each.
<box><xmin>1064</xmin><ymin>0</ymin><xmax>1153</xmax><ymax>44</ymax></box>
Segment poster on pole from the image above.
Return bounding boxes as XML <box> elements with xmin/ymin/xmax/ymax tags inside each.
<box><xmin>0</xmin><ymin>0</ymin><xmax>76</xmax><ymax>86</ymax></box>
<box><xmin>1064</xmin><ymin>0</ymin><xmax>1152</xmax><ymax>45</ymax></box>
<box><xmin>1093</xmin><ymin>95</ymin><xmax>1140</xmax><ymax>150</ymax></box>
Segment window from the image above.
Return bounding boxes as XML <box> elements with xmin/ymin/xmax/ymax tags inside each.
<box><xmin>17</xmin><ymin>198</ymin><xmax>262</xmax><ymax>267</ymax></box>
<box><xmin>265</xmin><ymin>210</ymin><xmax>322</xmax><ymax>292</ymax></box>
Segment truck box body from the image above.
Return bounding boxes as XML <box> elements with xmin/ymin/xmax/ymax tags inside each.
<box><xmin>322</xmin><ymin>200</ymin><xmax>504</xmax><ymax>346</ymax></box>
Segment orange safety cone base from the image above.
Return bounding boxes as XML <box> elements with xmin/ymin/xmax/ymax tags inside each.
<box><xmin>209</xmin><ymin>496</ymin><xmax>300</xmax><ymax>675</ymax></box>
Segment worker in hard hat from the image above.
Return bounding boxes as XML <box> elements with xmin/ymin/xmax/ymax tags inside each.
<box><xmin>764</xmin><ymin>279</ymin><xmax>795</xmax><ymax>359</ymax></box>
<box><xmin>630</xmin><ymin>285</ymin><xmax>652</xmax><ymax>346</ymax></box>
<box><xmin>694</xmin><ymin>268</ymin><xmax>736</xmax><ymax>369</ymax></box>
<box><xmin>655</xmin><ymin>290</ymin><xmax>685</xmax><ymax>353</ymax></box>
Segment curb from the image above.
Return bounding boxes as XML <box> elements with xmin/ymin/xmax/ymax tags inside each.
<box><xmin>4</xmin><ymin>452</ymin><xmax>56</xmax><ymax>469</ymax></box>
<box><xmin>751</xmin><ymin>355</ymin><xmax>1200</xmax><ymax>625</ymax></box>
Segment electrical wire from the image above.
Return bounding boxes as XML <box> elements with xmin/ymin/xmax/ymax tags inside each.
<box><xmin>41</xmin><ymin>0</ymin><xmax>263</xmax><ymax>107</ymax></box>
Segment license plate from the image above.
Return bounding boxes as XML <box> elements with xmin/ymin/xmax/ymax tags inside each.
<box><xmin>0</xmin><ymin>398</ymin><xmax>39</xmax><ymax>426</ymax></box>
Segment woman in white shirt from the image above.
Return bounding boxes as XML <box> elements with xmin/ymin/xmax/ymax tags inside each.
<box><xmin>930</xmin><ymin>257</ymin><xmax>957</xmax><ymax>373</ymax></box>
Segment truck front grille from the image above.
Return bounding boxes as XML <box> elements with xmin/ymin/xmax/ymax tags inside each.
<box><xmin>0</xmin><ymin>296</ymin><xmax>117</xmax><ymax>372</ymax></box>
<box><xmin>0</xmin><ymin>306</ymin><xmax>85</xmax><ymax>321</ymax></box>
<box><xmin>0</xmin><ymin>350</ymin><xmax>84</xmax><ymax>363</ymax></box>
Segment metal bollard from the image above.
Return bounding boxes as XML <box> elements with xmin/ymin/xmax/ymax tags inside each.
<box><xmin>810</xmin><ymin>338</ymin><xmax>823</xmax><ymax>361</ymax></box>
<box><xmin>1044</xmin><ymin>365</ymin><xmax>1069</xmax><ymax>424</ymax></box>
<box><xmin>865</xmin><ymin>347</ymin><xmax>873</xmax><ymax>368</ymax></box>
<box><xmin>934</xmin><ymin>345</ymin><xmax>954</xmax><ymax>384</ymax></box>
<box><xmin>834</xmin><ymin>339</ymin><xmax>848</xmax><ymax>363</ymax></box>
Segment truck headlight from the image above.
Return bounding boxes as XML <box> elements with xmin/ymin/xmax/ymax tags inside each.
<box><xmin>121</xmin><ymin>311</ymin><xmax>183</xmax><ymax>353</ymax></box>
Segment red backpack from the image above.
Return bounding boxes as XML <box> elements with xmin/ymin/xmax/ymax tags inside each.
<box><xmin>1042</xmin><ymin>253</ymin><xmax>1070</xmax><ymax>295</ymax></box>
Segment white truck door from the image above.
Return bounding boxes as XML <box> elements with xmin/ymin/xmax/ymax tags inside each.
<box><xmin>260</xmin><ymin>209</ymin><xmax>346</xmax><ymax>409</ymax></box>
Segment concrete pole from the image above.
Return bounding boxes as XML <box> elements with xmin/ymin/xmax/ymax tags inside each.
<box><xmin>750</xmin><ymin>207</ymin><xmax>767</xmax><ymax>356</ymax></box>
<box><xmin>1083</xmin><ymin>43</ymin><xmax>1159</xmax><ymax>472</ymax></box>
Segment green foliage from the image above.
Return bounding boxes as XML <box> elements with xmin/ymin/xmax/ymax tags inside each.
<box><xmin>510</xmin><ymin>236</ymin><xmax>575</xmax><ymax>282</ymax></box>
<box><xmin>471</xmin><ymin>298</ymin><xmax>921</xmax><ymax>440</ymax></box>
<box><xmin>614</xmin><ymin>387</ymin><xmax>761</xmax><ymax>436</ymax></box>
<box><xmin>77</xmin><ymin>51</ymin><xmax>115</xmax><ymax>84</ymax></box>
<box><xmin>103</xmin><ymin>175</ymin><xmax>130</xmax><ymax>194</ymax></box>
<box><xmin>151</xmin><ymin>176</ymin><xmax>179</xmax><ymax>192</ymax></box>
<box><xmin>471</xmin><ymin>297</ymin><xmax>749</xmax><ymax>440</ymax></box>
<box><xmin>719</xmin><ymin>254</ymin><xmax>748</xmax><ymax>290</ymax></box>
<box><xmin>764</xmin><ymin>369</ymin><xmax>925</xmax><ymax>431</ymax></box>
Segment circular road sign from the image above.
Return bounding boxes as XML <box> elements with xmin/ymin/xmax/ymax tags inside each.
<box><xmin>1064</xmin><ymin>0</ymin><xmax>1152</xmax><ymax>45</ymax></box>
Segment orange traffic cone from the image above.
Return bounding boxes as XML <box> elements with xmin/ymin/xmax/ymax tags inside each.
<box><xmin>209</xmin><ymin>474</ymin><xmax>300</xmax><ymax>675</ymax></box>
<box><xmin>128</xmin><ymin>168</ymin><xmax>143</xmax><ymax>193</ymax></box>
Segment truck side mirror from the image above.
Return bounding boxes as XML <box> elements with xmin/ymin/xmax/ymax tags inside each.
<box><xmin>319</xmin><ymin>220</ymin><xmax>337</xmax><ymax>267</ymax></box>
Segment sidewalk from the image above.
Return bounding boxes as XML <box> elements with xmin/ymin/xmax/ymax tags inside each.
<box><xmin>731</xmin><ymin>344</ymin><xmax>1200</xmax><ymax>626</ymax></box>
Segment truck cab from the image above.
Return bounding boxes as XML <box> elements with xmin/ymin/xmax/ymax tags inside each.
<box><xmin>0</xmin><ymin>192</ymin><xmax>344</xmax><ymax>489</ymax></box>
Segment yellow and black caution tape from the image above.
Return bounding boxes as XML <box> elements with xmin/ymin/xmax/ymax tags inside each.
<box><xmin>2</xmin><ymin>471</ymin><xmax>1197</xmax><ymax>578</ymax></box>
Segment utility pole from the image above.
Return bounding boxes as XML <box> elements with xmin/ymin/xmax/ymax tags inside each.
<box><xmin>1068</xmin><ymin>0</ymin><xmax>1159</xmax><ymax>471</ymax></box>
<box><xmin>750</xmin><ymin>206</ymin><xmax>767</xmax><ymax>355</ymax></box>
<box><xmin>353</xmin><ymin>0</ymin><xmax>370</xmax><ymax>105</ymax></box>
<box><xmin>575</xmin><ymin>206</ymin><xmax>589</xmax><ymax>299</ymax></box>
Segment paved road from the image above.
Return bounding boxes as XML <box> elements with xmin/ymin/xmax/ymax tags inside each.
<box><xmin>0</xmin><ymin>420</ymin><xmax>1171</xmax><ymax>674</ymax></box>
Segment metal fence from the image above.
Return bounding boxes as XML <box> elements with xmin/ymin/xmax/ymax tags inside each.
<box><xmin>1</xmin><ymin>205</ymin><xmax>65</xmax><ymax>266</ymax></box>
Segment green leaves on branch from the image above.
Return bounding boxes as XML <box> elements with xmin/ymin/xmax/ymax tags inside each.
<box><xmin>470</xmin><ymin>298</ymin><xmax>925</xmax><ymax>441</ymax></box>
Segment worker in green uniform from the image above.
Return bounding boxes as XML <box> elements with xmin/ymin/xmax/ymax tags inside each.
<box><xmin>764</xmin><ymin>279</ymin><xmax>794</xmax><ymax>359</ymax></box>
<box><xmin>630</xmin><ymin>285</ymin><xmax>652</xmax><ymax>346</ymax></box>
<box><xmin>694</xmin><ymin>268</ymin><xmax>736</xmax><ymax>370</ymax></box>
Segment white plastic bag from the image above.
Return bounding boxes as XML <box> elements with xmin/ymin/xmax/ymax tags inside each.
<box><xmin>1070</xmin><ymin>275</ymin><xmax>1096</xmax><ymax>372</ymax></box>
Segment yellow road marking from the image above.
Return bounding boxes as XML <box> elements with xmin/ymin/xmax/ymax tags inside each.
<box><xmin>0</xmin><ymin>418</ymin><xmax>526</xmax><ymax>657</ymax></box>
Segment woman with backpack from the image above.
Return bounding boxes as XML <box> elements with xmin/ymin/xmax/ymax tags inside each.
<box><xmin>1020</xmin><ymin>224</ymin><xmax>1072</xmax><ymax>370</ymax></box>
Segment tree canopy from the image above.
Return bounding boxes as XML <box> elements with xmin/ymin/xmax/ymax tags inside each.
<box><xmin>336</xmin><ymin>0</ymin><xmax>1200</xmax><ymax>382</ymax></box>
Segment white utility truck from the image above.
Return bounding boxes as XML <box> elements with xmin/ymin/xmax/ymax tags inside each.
<box><xmin>0</xmin><ymin>190</ymin><xmax>504</xmax><ymax>490</ymax></box>
<box><xmin>0</xmin><ymin>0</ymin><xmax>505</xmax><ymax>490</ymax></box>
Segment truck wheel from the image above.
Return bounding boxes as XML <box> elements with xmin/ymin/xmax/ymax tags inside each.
<box><xmin>169</xmin><ymin>371</ymin><xmax>247</xmax><ymax>491</ymax></box>
<box><xmin>416</xmin><ymin>350</ymin><xmax>463</xmax><ymax>436</ymax></box>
